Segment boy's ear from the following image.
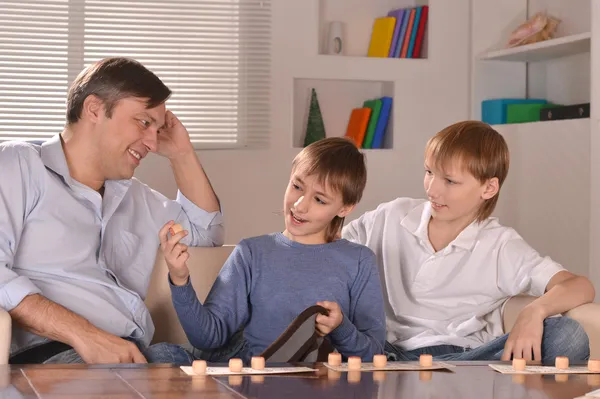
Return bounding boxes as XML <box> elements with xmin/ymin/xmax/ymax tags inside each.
<box><xmin>82</xmin><ymin>95</ymin><xmax>105</xmax><ymax>123</ymax></box>
<box><xmin>337</xmin><ymin>204</ymin><xmax>355</xmax><ymax>219</ymax></box>
<box><xmin>481</xmin><ymin>177</ymin><xmax>500</xmax><ymax>200</ymax></box>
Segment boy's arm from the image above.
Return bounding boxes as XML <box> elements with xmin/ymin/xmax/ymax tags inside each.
<box><xmin>499</xmin><ymin>239</ymin><xmax>595</xmax><ymax>361</ymax></box>
<box><xmin>169</xmin><ymin>243</ymin><xmax>252</xmax><ymax>349</ymax></box>
<box><xmin>326</xmin><ymin>249</ymin><xmax>386</xmax><ymax>360</ymax></box>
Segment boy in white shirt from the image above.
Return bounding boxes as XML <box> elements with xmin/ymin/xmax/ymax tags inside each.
<box><xmin>342</xmin><ymin>120</ymin><xmax>595</xmax><ymax>363</ymax></box>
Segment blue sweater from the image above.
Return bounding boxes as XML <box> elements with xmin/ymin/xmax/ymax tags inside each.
<box><xmin>170</xmin><ymin>232</ymin><xmax>386</xmax><ymax>362</ymax></box>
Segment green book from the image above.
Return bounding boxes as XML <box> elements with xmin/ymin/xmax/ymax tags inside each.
<box><xmin>362</xmin><ymin>99</ymin><xmax>382</xmax><ymax>148</ymax></box>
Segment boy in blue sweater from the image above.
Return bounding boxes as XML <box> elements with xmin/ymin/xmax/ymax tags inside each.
<box><xmin>157</xmin><ymin>137</ymin><xmax>385</xmax><ymax>364</ymax></box>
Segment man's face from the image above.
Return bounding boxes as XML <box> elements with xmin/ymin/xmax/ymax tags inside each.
<box><xmin>96</xmin><ymin>97</ymin><xmax>166</xmax><ymax>180</ymax></box>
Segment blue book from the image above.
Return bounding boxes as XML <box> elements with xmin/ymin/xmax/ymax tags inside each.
<box><xmin>406</xmin><ymin>7</ymin><xmax>422</xmax><ymax>59</ymax></box>
<box><xmin>394</xmin><ymin>8</ymin><xmax>411</xmax><ymax>57</ymax></box>
<box><xmin>387</xmin><ymin>9</ymin><xmax>406</xmax><ymax>58</ymax></box>
<box><xmin>372</xmin><ymin>97</ymin><xmax>392</xmax><ymax>149</ymax></box>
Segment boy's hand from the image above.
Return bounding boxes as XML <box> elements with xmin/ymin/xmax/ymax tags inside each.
<box><xmin>315</xmin><ymin>301</ymin><xmax>343</xmax><ymax>336</ymax></box>
<box><xmin>159</xmin><ymin>221</ymin><xmax>190</xmax><ymax>286</ymax></box>
<box><xmin>501</xmin><ymin>306</ymin><xmax>545</xmax><ymax>361</ymax></box>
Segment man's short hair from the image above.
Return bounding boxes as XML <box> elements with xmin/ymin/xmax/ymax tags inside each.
<box><xmin>66</xmin><ymin>57</ymin><xmax>171</xmax><ymax>124</ymax></box>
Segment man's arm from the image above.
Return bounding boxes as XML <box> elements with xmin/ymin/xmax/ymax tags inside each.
<box><xmin>10</xmin><ymin>294</ymin><xmax>146</xmax><ymax>364</ymax></box>
<box><xmin>170</xmin><ymin>151</ymin><xmax>220</xmax><ymax>213</ymax></box>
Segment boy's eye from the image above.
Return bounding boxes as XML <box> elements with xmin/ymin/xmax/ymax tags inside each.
<box><xmin>315</xmin><ymin>197</ymin><xmax>326</xmax><ymax>205</ymax></box>
<box><xmin>446</xmin><ymin>178</ymin><xmax>456</xmax><ymax>185</ymax></box>
<box><xmin>425</xmin><ymin>169</ymin><xmax>432</xmax><ymax>175</ymax></box>
<box><xmin>292</xmin><ymin>183</ymin><xmax>301</xmax><ymax>190</ymax></box>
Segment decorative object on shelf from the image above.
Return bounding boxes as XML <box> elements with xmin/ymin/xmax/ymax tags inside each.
<box><xmin>506</xmin><ymin>12</ymin><xmax>561</xmax><ymax>48</ymax></box>
<box><xmin>303</xmin><ymin>88</ymin><xmax>326</xmax><ymax>147</ymax></box>
<box><xmin>326</xmin><ymin>21</ymin><xmax>345</xmax><ymax>55</ymax></box>
<box><xmin>540</xmin><ymin>103</ymin><xmax>590</xmax><ymax>121</ymax></box>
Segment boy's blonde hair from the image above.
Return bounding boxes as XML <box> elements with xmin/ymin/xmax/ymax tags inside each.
<box><xmin>292</xmin><ymin>137</ymin><xmax>367</xmax><ymax>242</ymax></box>
<box><xmin>425</xmin><ymin>120</ymin><xmax>509</xmax><ymax>222</ymax></box>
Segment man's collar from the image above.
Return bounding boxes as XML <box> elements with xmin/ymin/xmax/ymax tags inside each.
<box><xmin>40</xmin><ymin>134</ymin><xmax>73</xmax><ymax>186</ymax></box>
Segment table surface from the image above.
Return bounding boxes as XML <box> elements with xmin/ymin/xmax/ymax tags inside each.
<box><xmin>2</xmin><ymin>361</ymin><xmax>599</xmax><ymax>398</ymax></box>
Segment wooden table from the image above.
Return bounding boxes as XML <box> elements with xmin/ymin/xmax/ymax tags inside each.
<box><xmin>2</xmin><ymin>362</ymin><xmax>599</xmax><ymax>398</ymax></box>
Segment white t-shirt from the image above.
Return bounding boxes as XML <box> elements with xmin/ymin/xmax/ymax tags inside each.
<box><xmin>342</xmin><ymin>198</ymin><xmax>564</xmax><ymax>350</ymax></box>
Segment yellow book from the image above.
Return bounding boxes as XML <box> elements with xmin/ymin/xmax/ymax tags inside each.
<box><xmin>367</xmin><ymin>17</ymin><xmax>396</xmax><ymax>57</ymax></box>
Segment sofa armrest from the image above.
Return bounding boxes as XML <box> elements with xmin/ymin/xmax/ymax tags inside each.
<box><xmin>0</xmin><ymin>308</ymin><xmax>11</xmax><ymax>365</ymax></box>
<box><xmin>503</xmin><ymin>295</ymin><xmax>600</xmax><ymax>359</ymax></box>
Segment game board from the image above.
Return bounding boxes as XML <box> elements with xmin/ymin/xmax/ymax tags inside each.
<box><xmin>324</xmin><ymin>361</ymin><xmax>455</xmax><ymax>373</ymax></box>
<box><xmin>490</xmin><ymin>364</ymin><xmax>600</xmax><ymax>375</ymax></box>
<box><xmin>180</xmin><ymin>365</ymin><xmax>317</xmax><ymax>376</ymax></box>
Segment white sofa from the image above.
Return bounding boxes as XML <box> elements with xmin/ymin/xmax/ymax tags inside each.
<box><xmin>146</xmin><ymin>246</ymin><xmax>600</xmax><ymax>358</ymax></box>
<box><xmin>0</xmin><ymin>308</ymin><xmax>10</xmax><ymax>365</ymax></box>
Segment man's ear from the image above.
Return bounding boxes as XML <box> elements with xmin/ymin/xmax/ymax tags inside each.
<box><xmin>337</xmin><ymin>204</ymin><xmax>355</xmax><ymax>219</ymax></box>
<box><xmin>482</xmin><ymin>177</ymin><xmax>500</xmax><ymax>200</ymax></box>
<box><xmin>81</xmin><ymin>95</ymin><xmax>105</xmax><ymax>123</ymax></box>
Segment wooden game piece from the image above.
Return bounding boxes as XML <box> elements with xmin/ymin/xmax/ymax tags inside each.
<box><xmin>555</xmin><ymin>356</ymin><xmax>569</xmax><ymax>370</ymax></box>
<box><xmin>251</xmin><ymin>356</ymin><xmax>265</xmax><ymax>370</ymax></box>
<box><xmin>512</xmin><ymin>358</ymin><xmax>526</xmax><ymax>371</ymax></box>
<box><xmin>229</xmin><ymin>375</ymin><xmax>243</xmax><ymax>386</ymax></box>
<box><xmin>419</xmin><ymin>354</ymin><xmax>433</xmax><ymax>367</ymax></box>
<box><xmin>170</xmin><ymin>223</ymin><xmax>183</xmax><ymax>235</ymax></box>
<box><xmin>373</xmin><ymin>371</ymin><xmax>386</xmax><ymax>383</ymax></box>
<box><xmin>192</xmin><ymin>360</ymin><xmax>207</xmax><ymax>374</ymax></box>
<box><xmin>373</xmin><ymin>354</ymin><xmax>387</xmax><ymax>368</ymax></box>
<box><xmin>589</xmin><ymin>359</ymin><xmax>600</xmax><ymax>372</ymax></box>
<box><xmin>347</xmin><ymin>371</ymin><xmax>361</xmax><ymax>384</ymax></box>
<box><xmin>419</xmin><ymin>371</ymin><xmax>432</xmax><ymax>382</ymax></box>
<box><xmin>555</xmin><ymin>374</ymin><xmax>568</xmax><ymax>383</ymax></box>
<box><xmin>347</xmin><ymin>356</ymin><xmax>362</xmax><ymax>370</ymax></box>
<box><xmin>251</xmin><ymin>375</ymin><xmax>265</xmax><ymax>384</ymax></box>
<box><xmin>328</xmin><ymin>352</ymin><xmax>342</xmax><ymax>366</ymax></box>
<box><xmin>229</xmin><ymin>358</ymin><xmax>243</xmax><ymax>373</ymax></box>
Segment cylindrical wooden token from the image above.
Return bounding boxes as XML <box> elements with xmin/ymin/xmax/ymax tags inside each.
<box><xmin>512</xmin><ymin>358</ymin><xmax>526</xmax><ymax>371</ymax></box>
<box><xmin>192</xmin><ymin>360</ymin><xmax>207</xmax><ymax>374</ymax></box>
<box><xmin>419</xmin><ymin>354</ymin><xmax>433</xmax><ymax>367</ymax></box>
<box><xmin>251</xmin><ymin>356</ymin><xmax>265</xmax><ymax>370</ymax></box>
<box><xmin>555</xmin><ymin>374</ymin><xmax>569</xmax><ymax>383</ymax></box>
<box><xmin>512</xmin><ymin>374</ymin><xmax>526</xmax><ymax>385</ymax></box>
<box><xmin>229</xmin><ymin>358</ymin><xmax>243</xmax><ymax>373</ymax></box>
<box><xmin>555</xmin><ymin>356</ymin><xmax>569</xmax><ymax>370</ymax></box>
<box><xmin>373</xmin><ymin>354</ymin><xmax>387</xmax><ymax>368</ymax></box>
<box><xmin>589</xmin><ymin>359</ymin><xmax>600</xmax><ymax>373</ymax></box>
<box><xmin>251</xmin><ymin>375</ymin><xmax>265</xmax><ymax>384</ymax></box>
<box><xmin>328</xmin><ymin>352</ymin><xmax>342</xmax><ymax>367</ymax></box>
<box><xmin>229</xmin><ymin>375</ymin><xmax>243</xmax><ymax>386</ymax></box>
<box><xmin>327</xmin><ymin>369</ymin><xmax>342</xmax><ymax>381</ymax></box>
<box><xmin>170</xmin><ymin>223</ymin><xmax>183</xmax><ymax>235</ymax></box>
<box><xmin>373</xmin><ymin>371</ymin><xmax>386</xmax><ymax>383</ymax></box>
<box><xmin>347</xmin><ymin>356</ymin><xmax>362</xmax><ymax>370</ymax></box>
<box><xmin>419</xmin><ymin>371</ymin><xmax>432</xmax><ymax>382</ymax></box>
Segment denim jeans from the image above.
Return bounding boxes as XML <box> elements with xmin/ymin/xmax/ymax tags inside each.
<box><xmin>385</xmin><ymin>316</ymin><xmax>590</xmax><ymax>364</ymax></box>
<box><xmin>42</xmin><ymin>342</ymin><xmax>194</xmax><ymax>365</ymax></box>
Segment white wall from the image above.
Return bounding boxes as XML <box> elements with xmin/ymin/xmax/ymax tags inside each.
<box><xmin>135</xmin><ymin>0</ymin><xmax>472</xmax><ymax>245</ymax></box>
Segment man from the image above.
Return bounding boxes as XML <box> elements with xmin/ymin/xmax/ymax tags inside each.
<box><xmin>1</xmin><ymin>57</ymin><xmax>224</xmax><ymax>364</ymax></box>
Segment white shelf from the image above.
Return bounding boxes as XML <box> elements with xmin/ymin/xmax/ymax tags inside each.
<box><xmin>478</xmin><ymin>32</ymin><xmax>591</xmax><ymax>62</ymax></box>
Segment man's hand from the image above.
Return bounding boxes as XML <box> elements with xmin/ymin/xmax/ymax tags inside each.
<box><xmin>159</xmin><ymin>221</ymin><xmax>190</xmax><ymax>286</ymax></box>
<box><xmin>501</xmin><ymin>306</ymin><xmax>545</xmax><ymax>361</ymax></box>
<box><xmin>315</xmin><ymin>301</ymin><xmax>344</xmax><ymax>336</ymax></box>
<box><xmin>156</xmin><ymin>110</ymin><xmax>195</xmax><ymax>160</ymax></box>
<box><xmin>71</xmin><ymin>328</ymin><xmax>147</xmax><ymax>364</ymax></box>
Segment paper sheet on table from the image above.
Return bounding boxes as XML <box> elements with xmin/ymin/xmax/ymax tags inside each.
<box><xmin>489</xmin><ymin>364</ymin><xmax>600</xmax><ymax>374</ymax></box>
<box><xmin>181</xmin><ymin>366</ymin><xmax>316</xmax><ymax>376</ymax></box>
<box><xmin>324</xmin><ymin>361</ymin><xmax>455</xmax><ymax>372</ymax></box>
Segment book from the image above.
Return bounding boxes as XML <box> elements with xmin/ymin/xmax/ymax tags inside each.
<box><xmin>412</xmin><ymin>6</ymin><xmax>429</xmax><ymax>58</ymax></box>
<box><xmin>362</xmin><ymin>99</ymin><xmax>383</xmax><ymax>149</ymax></box>
<box><xmin>387</xmin><ymin>9</ymin><xmax>406</xmax><ymax>58</ymax></box>
<box><xmin>400</xmin><ymin>8</ymin><xmax>416</xmax><ymax>58</ymax></box>
<box><xmin>372</xmin><ymin>97</ymin><xmax>392</xmax><ymax>149</ymax></box>
<box><xmin>406</xmin><ymin>7</ymin><xmax>422</xmax><ymax>58</ymax></box>
<box><xmin>395</xmin><ymin>8</ymin><xmax>411</xmax><ymax>57</ymax></box>
<box><xmin>367</xmin><ymin>17</ymin><xmax>396</xmax><ymax>57</ymax></box>
<box><xmin>345</xmin><ymin>108</ymin><xmax>372</xmax><ymax>147</ymax></box>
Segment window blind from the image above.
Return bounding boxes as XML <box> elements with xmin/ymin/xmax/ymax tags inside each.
<box><xmin>0</xmin><ymin>0</ymin><xmax>271</xmax><ymax>148</ymax></box>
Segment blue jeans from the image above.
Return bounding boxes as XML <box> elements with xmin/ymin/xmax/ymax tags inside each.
<box><xmin>385</xmin><ymin>316</ymin><xmax>589</xmax><ymax>364</ymax></box>
<box><xmin>42</xmin><ymin>342</ymin><xmax>194</xmax><ymax>365</ymax></box>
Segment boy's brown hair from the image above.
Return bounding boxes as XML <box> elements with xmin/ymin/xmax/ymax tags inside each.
<box><xmin>425</xmin><ymin>120</ymin><xmax>509</xmax><ymax>222</ymax></box>
<box><xmin>292</xmin><ymin>137</ymin><xmax>367</xmax><ymax>242</ymax></box>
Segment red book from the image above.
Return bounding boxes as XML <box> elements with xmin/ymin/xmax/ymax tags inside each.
<box><xmin>412</xmin><ymin>6</ymin><xmax>429</xmax><ymax>58</ymax></box>
<box><xmin>345</xmin><ymin>108</ymin><xmax>372</xmax><ymax>147</ymax></box>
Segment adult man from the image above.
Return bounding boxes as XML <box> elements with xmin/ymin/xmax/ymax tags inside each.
<box><xmin>1</xmin><ymin>57</ymin><xmax>223</xmax><ymax>364</ymax></box>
